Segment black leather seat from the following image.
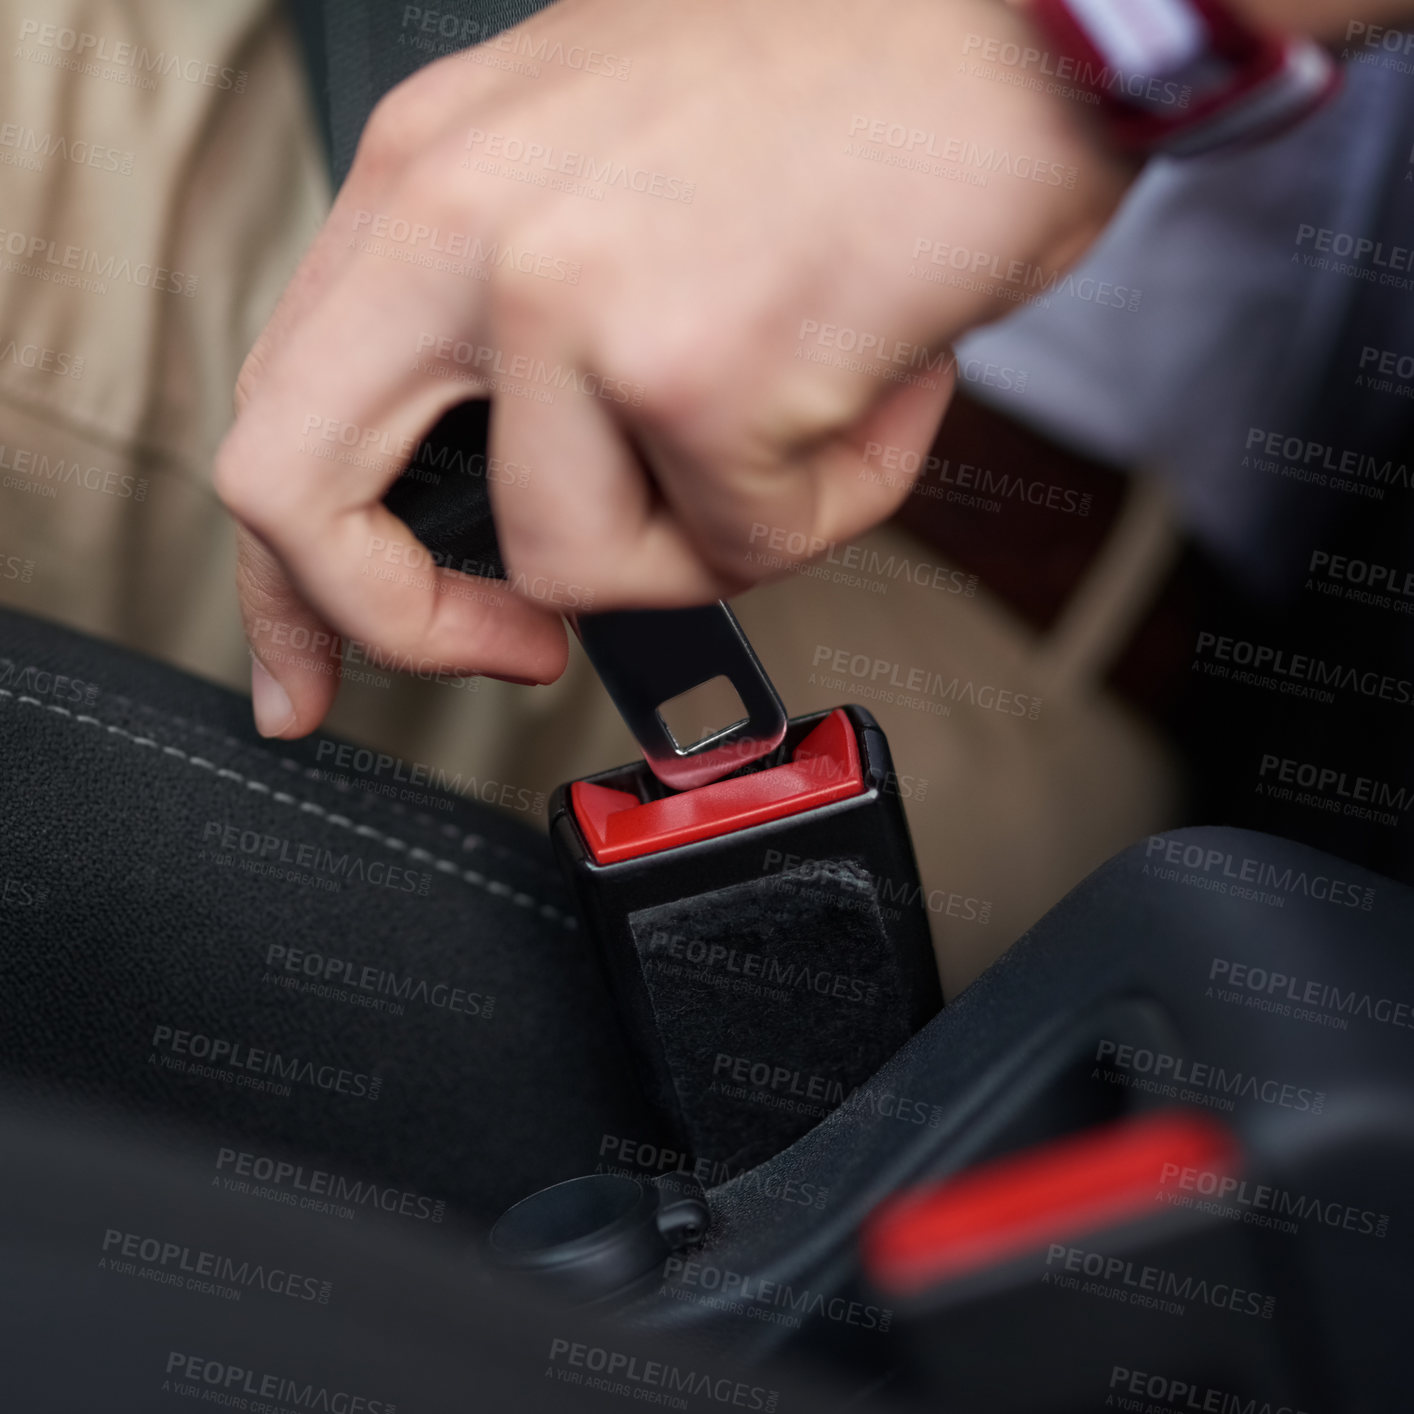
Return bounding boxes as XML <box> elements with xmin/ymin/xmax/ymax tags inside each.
<box><xmin>0</xmin><ymin>604</ymin><xmax>658</xmax><ymax>1222</ymax></box>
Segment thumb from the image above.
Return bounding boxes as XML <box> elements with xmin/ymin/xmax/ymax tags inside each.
<box><xmin>235</xmin><ymin>526</ymin><xmax>341</xmax><ymax>738</ymax></box>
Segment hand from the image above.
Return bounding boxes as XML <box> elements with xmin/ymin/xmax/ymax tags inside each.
<box><xmin>215</xmin><ymin>0</ymin><xmax>1133</xmax><ymax>737</ymax></box>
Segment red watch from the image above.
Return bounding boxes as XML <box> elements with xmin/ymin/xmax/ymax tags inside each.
<box><xmin>1019</xmin><ymin>0</ymin><xmax>1342</xmax><ymax>158</ymax></box>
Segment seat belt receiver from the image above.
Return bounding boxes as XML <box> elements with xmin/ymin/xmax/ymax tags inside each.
<box><xmin>549</xmin><ymin>705</ymin><xmax>943</xmax><ymax>1174</ymax></box>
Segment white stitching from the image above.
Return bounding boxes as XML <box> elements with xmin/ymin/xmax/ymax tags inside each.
<box><xmin>4</xmin><ymin>696</ymin><xmax>576</xmax><ymax>928</ymax></box>
<box><xmin>77</xmin><ymin>697</ymin><xmax>559</xmax><ymax>877</ymax></box>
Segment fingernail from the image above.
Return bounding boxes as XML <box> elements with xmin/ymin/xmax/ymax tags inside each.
<box><xmin>251</xmin><ymin>656</ymin><xmax>296</xmax><ymax>737</ymax></box>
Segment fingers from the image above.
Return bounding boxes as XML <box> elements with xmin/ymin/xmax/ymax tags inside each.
<box><xmin>235</xmin><ymin>527</ymin><xmax>341</xmax><ymax>738</ymax></box>
<box><xmin>489</xmin><ymin>349</ymin><xmax>731</xmax><ymax>608</ymax></box>
<box><xmin>632</xmin><ymin>350</ymin><xmax>957</xmax><ymax>591</ymax></box>
<box><xmin>298</xmin><ymin>496</ymin><xmax>569</xmax><ymax>686</ymax></box>
<box><xmin>217</xmin><ymin>201</ymin><xmax>569</xmax><ymax>729</ymax></box>
<box><xmin>809</xmin><ymin>356</ymin><xmax>957</xmax><ymax>540</ymax></box>
<box><xmin>490</xmin><ymin>318</ymin><xmax>954</xmax><ymax>609</ymax></box>
<box><xmin>233</xmin><ymin>506</ymin><xmax>568</xmax><ymax>741</ymax></box>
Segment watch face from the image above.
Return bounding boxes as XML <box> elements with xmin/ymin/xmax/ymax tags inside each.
<box><xmin>1032</xmin><ymin>0</ymin><xmax>1338</xmax><ymax>155</ymax></box>
<box><xmin>1065</xmin><ymin>0</ymin><xmax>1208</xmax><ymax>80</ymax></box>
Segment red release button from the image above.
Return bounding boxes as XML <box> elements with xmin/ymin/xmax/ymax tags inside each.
<box><xmin>862</xmin><ymin>1110</ymin><xmax>1241</xmax><ymax>1298</ymax></box>
<box><xmin>571</xmin><ymin>708</ymin><xmax>865</xmax><ymax>864</ymax></box>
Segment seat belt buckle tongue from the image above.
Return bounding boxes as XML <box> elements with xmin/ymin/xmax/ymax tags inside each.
<box><xmin>549</xmin><ymin>703</ymin><xmax>943</xmax><ymax>1175</ymax></box>
<box><xmin>573</xmin><ymin>602</ymin><xmax>788</xmax><ymax>792</ymax></box>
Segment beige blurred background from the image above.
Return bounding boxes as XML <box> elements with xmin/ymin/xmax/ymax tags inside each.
<box><xmin>0</xmin><ymin>0</ymin><xmax>1180</xmax><ymax>997</ymax></box>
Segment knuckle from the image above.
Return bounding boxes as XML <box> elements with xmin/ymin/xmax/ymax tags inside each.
<box><xmin>691</xmin><ymin>518</ymin><xmax>768</xmax><ymax>584</ymax></box>
<box><xmin>213</xmin><ymin>437</ymin><xmax>302</xmax><ymax>541</ymax></box>
<box><xmin>354</xmin><ymin>73</ymin><xmax>441</xmax><ymax>182</ymax></box>
<box><xmin>485</xmin><ymin>220</ymin><xmax>580</xmax><ymax>323</ymax></box>
<box><xmin>498</xmin><ymin>532</ymin><xmax>567</xmax><ymax>588</ymax></box>
<box><xmin>211</xmin><ymin>436</ymin><xmax>253</xmax><ymax>517</ymax></box>
<box><xmin>629</xmin><ymin>343</ymin><xmax>720</xmax><ymax>428</ymax></box>
<box><xmin>392</xmin><ymin>143</ymin><xmax>488</xmax><ymax>244</ymax></box>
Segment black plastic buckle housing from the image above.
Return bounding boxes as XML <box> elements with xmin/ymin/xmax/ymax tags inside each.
<box><xmin>549</xmin><ymin>705</ymin><xmax>943</xmax><ymax>1174</ymax></box>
